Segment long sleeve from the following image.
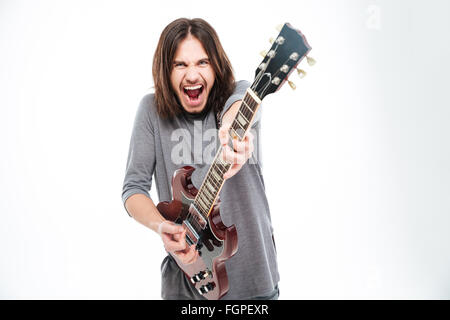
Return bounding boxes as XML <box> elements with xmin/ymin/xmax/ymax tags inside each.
<box><xmin>219</xmin><ymin>80</ymin><xmax>261</xmax><ymax>128</ymax></box>
<box><xmin>121</xmin><ymin>94</ymin><xmax>156</xmax><ymax>216</ymax></box>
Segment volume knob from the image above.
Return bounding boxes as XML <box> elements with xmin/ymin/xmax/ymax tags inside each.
<box><xmin>197</xmin><ymin>282</ymin><xmax>216</xmax><ymax>295</ymax></box>
<box><xmin>190</xmin><ymin>269</ymin><xmax>211</xmax><ymax>284</ymax></box>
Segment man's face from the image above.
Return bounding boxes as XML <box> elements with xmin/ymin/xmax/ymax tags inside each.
<box><xmin>170</xmin><ymin>35</ymin><xmax>215</xmax><ymax>114</ymax></box>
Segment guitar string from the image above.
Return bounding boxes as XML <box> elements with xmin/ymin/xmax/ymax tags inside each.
<box><xmin>183</xmin><ymin>42</ymin><xmax>306</xmax><ymax>256</ymax></box>
<box><xmin>185</xmin><ymin>95</ymin><xmax>258</xmax><ymax>239</ymax></box>
<box><xmin>185</xmin><ymin>56</ymin><xmax>291</xmax><ymax>237</ymax></box>
<box><xmin>184</xmin><ymin>90</ymin><xmax>260</xmax><ymax>241</ymax></box>
<box><xmin>230</xmin><ymin>92</ymin><xmax>258</xmax><ymax>139</ymax></box>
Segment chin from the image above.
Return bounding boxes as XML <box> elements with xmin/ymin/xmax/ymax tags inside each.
<box><xmin>182</xmin><ymin>103</ymin><xmax>207</xmax><ymax>114</ymax></box>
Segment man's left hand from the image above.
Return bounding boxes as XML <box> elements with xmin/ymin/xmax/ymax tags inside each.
<box><xmin>218</xmin><ymin>122</ymin><xmax>255</xmax><ymax>180</ymax></box>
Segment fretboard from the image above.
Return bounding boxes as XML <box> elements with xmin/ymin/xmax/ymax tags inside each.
<box><xmin>228</xmin><ymin>88</ymin><xmax>262</xmax><ymax>141</ymax></box>
<box><xmin>193</xmin><ymin>88</ymin><xmax>261</xmax><ymax>218</ymax></box>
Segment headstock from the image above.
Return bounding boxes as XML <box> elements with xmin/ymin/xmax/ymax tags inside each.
<box><xmin>251</xmin><ymin>23</ymin><xmax>313</xmax><ymax>100</ymax></box>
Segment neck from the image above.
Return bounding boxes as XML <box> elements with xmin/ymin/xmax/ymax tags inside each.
<box><xmin>180</xmin><ymin>103</ymin><xmax>211</xmax><ymax>120</ymax></box>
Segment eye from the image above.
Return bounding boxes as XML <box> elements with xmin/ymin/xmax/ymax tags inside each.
<box><xmin>174</xmin><ymin>62</ymin><xmax>185</xmax><ymax>68</ymax></box>
<box><xmin>199</xmin><ymin>59</ymin><xmax>209</xmax><ymax>66</ymax></box>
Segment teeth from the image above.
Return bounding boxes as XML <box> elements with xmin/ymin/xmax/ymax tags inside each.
<box><xmin>184</xmin><ymin>85</ymin><xmax>203</xmax><ymax>90</ymax></box>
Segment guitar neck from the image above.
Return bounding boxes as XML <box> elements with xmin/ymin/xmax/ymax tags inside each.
<box><xmin>228</xmin><ymin>88</ymin><xmax>262</xmax><ymax>141</ymax></box>
<box><xmin>192</xmin><ymin>21</ymin><xmax>313</xmax><ymax>219</ymax></box>
<box><xmin>193</xmin><ymin>88</ymin><xmax>261</xmax><ymax>217</ymax></box>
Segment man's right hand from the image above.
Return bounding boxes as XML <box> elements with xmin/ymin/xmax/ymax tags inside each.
<box><xmin>157</xmin><ymin>220</ymin><xmax>199</xmax><ymax>265</ymax></box>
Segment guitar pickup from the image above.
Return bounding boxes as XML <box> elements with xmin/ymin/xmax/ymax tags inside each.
<box><xmin>188</xmin><ymin>203</ymin><xmax>207</xmax><ymax>229</ymax></box>
<box><xmin>182</xmin><ymin>219</ymin><xmax>200</xmax><ymax>246</ymax></box>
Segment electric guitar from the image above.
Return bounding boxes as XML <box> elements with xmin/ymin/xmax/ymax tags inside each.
<box><xmin>157</xmin><ymin>23</ymin><xmax>313</xmax><ymax>299</ymax></box>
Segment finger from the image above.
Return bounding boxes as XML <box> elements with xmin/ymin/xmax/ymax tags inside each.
<box><xmin>161</xmin><ymin>228</ymin><xmax>183</xmax><ymax>243</ymax></box>
<box><xmin>158</xmin><ymin>221</ymin><xmax>184</xmax><ymax>235</ymax></box>
<box><xmin>222</xmin><ymin>145</ymin><xmax>246</xmax><ymax>165</ymax></box>
<box><xmin>163</xmin><ymin>230</ymin><xmax>187</xmax><ymax>252</ymax></box>
<box><xmin>174</xmin><ymin>245</ymin><xmax>190</xmax><ymax>261</ymax></box>
<box><xmin>218</xmin><ymin>123</ymin><xmax>231</xmax><ymax>146</ymax></box>
<box><xmin>164</xmin><ymin>237</ymin><xmax>187</xmax><ymax>252</ymax></box>
<box><xmin>223</xmin><ymin>163</ymin><xmax>243</xmax><ymax>180</ymax></box>
<box><xmin>232</xmin><ymin>136</ymin><xmax>254</xmax><ymax>155</ymax></box>
<box><xmin>173</xmin><ymin>229</ymin><xmax>184</xmax><ymax>241</ymax></box>
<box><xmin>244</xmin><ymin>133</ymin><xmax>255</xmax><ymax>155</ymax></box>
<box><xmin>176</xmin><ymin>245</ymin><xmax>199</xmax><ymax>265</ymax></box>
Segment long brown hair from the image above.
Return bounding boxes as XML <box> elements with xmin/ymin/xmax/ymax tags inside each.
<box><xmin>152</xmin><ymin>18</ymin><xmax>235</xmax><ymax>121</ymax></box>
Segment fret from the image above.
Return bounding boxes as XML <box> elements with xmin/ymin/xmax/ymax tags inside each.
<box><xmin>216</xmin><ymin>156</ymin><xmax>229</xmax><ymax>172</ymax></box>
<box><xmin>207</xmin><ymin>175</ymin><xmax>219</xmax><ymax>190</ymax></box>
<box><xmin>227</xmin><ymin>89</ymin><xmax>261</xmax><ymax>144</ymax></box>
<box><xmin>245</xmin><ymin>87</ymin><xmax>262</xmax><ymax>107</ymax></box>
<box><xmin>193</xmin><ymin>205</ymin><xmax>207</xmax><ymax>219</ymax></box>
<box><xmin>199</xmin><ymin>190</ymin><xmax>212</xmax><ymax>206</ymax></box>
<box><xmin>214</xmin><ymin>162</ymin><xmax>225</xmax><ymax>175</ymax></box>
<box><xmin>242</xmin><ymin>100</ymin><xmax>256</xmax><ymax>116</ymax></box>
<box><xmin>198</xmin><ymin>191</ymin><xmax>210</xmax><ymax>207</ymax></box>
<box><xmin>211</xmin><ymin>168</ymin><xmax>222</xmax><ymax>183</ymax></box>
<box><xmin>216</xmin><ymin>152</ymin><xmax>224</xmax><ymax>165</ymax></box>
<box><xmin>232</xmin><ymin>116</ymin><xmax>245</xmax><ymax>131</ymax></box>
<box><xmin>196</xmin><ymin>196</ymin><xmax>209</xmax><ymax>214</ymax></box>
<box><xmin>242</xmin><ymin>100</ymin><xmax>254</xmax><ymax>115</ymax></box>
<box><xmin>208</xmin><ymin>175</ymin><xmax>221</xmax><ymax>188</ymax></box>
<box><xmin>202</xmin><ymin>181</ymin><xmax>214</xmax><ymax>198</ymax></box>
<box><xmin>243</xmin><ymin>96</ymin><xmax>256</xmax><ymax>111</ymax></box>
<box><xmin>222</xmin><ymin>161</ymin><xmax>231</xmax><ymax>172</ymax></box>
<box><xmin>202</xmin><ymin>178</ymin><xmax>214</xmax><ymax>194</ymax></box>
<box><xmin>194</xmin><ymin>167</ymin><xmax>224</xmax><ymax>217</ymax></box>
<box><xmin>202</xmin><ymin>183</ymin><xmax>215</xmax><ymax>202</ymax></box>
<box><xmin>230</xmin><ymin>126</ymin><xmax>242</xmax><ymax>140</ymax></box>
<box><xmin>194</xmin><ymin>197</ymin><xmax>206</xmax><ymax>213</ymax></box>
<box><xmin>233</xmin><ymin>113</ymin><xmax>250</xmax><ymax>136</ymax></box>
<box><xmin>202</xmin><ymin>176</ymin><xmax>219</xmax><ymax>196</ymax></box>
<box><xmin>205</xmin><ymin>180</ymin><xmax>216</xmax><ymax>198</ymax></box>
<box><xmin>237</xmin><ymin>110</ymin><xmax>250</xmax><ymax>127</ymax></box>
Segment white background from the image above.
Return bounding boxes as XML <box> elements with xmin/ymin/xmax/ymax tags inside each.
<box><xmin>1</xmin><ymin>0</ymin><xmax>449</xmax><ymax>299</ymax></box>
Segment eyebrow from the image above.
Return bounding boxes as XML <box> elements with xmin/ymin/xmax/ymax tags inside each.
<box><xmin>173</xmin><ymin>58</ymin><xmax>210</xmax><ymax>65</ymax></box>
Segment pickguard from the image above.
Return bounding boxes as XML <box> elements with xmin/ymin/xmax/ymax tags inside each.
<box><xmin>179</xmin><ymin>191</ymin><xmax>224</xmax><ymax>272</ymax></box>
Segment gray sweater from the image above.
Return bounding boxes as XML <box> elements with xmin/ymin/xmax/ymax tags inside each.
<box><xmin>122</xmin><ymin>80</ymin><xmax>279</xmax><ymax>299</ymax></box>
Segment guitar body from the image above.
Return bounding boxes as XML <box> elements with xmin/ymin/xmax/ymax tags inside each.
<box><xmin>157</xmin><ymin>166</ymin><xmax>238</xmax><ymax>300</ymax></box>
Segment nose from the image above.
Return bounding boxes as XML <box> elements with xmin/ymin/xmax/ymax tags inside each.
<box><xmin>185</xmin><ymin>65</ymin><xmax>201</xmax><ymax>83</ymax></box>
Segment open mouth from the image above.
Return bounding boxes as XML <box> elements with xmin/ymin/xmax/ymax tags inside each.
<box><xmin>183</xmin><ymin>84</ymin><xmax>204</xmax><ymax>102</ymax></box>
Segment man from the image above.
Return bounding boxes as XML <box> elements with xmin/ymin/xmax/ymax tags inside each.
<box><xmin>122</xmin><ymin>18</ymin><xmax>279</xmax><ymax>300</ymax></box>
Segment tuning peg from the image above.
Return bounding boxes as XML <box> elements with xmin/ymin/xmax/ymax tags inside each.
<box><xmin>260</xmin><ymin>50</ymin><xmax>267</xmax><ymax>58</ymax></box>
<box><xmin>306</xmin><ymin>56</ymin><xmax>316</xmax><ymax>66</ymax></box>
<box><xmin>269</xmin><ymin>37</ymin><xmax>274</xmax><ymax>44</ymax></box>
<box><xmin>276</xmin><ymin>24</ymin><xmax>283</xmax><ymax>32</ymax></box>
<box><xmin>288</xmin><ymin>80</ymin><xmax>296</xmax><ymax>90</ymax></box>
<box><xmin>296</xmin><ymin>68</ymin><xmax>307</xmax><ymax>79</ymax></box>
